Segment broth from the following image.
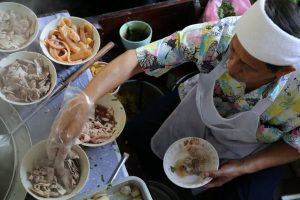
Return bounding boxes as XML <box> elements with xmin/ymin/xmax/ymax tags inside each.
<box><xmin>174</xmin><ymin>159</ymin><xmax>187</xmax><ymax>177</ymax></box>
<box><xmin>124</xmin><ymin>27</ymin><xmax>149</xmax><ymax>42</ymax></box>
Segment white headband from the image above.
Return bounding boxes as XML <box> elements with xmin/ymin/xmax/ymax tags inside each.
<box><xmin>235</xmin><ymin>0</ymin><xmax>300</xmax><ymax>66</ymax></box>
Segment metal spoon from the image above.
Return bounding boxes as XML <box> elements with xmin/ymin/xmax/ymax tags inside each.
<box><xmin>107</xmin><ymin>152</ymin><xmax>130</xmax><ymax>186</ymax></box>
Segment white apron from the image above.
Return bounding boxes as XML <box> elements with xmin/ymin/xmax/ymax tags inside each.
<box><xmin>151</xmin><ymin>53</ymin><xmax>290</xmax><ymax>160</ymax></box>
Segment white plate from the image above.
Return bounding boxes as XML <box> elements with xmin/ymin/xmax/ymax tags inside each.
<box><xmin>79</xmin><ymin>93</ymin><xmax>126</xmax><ymax>147</ymax></box>
<box><xmin>163</xmin><ymin>137</ymin><xmax>219</xmax><ymax>188</ymax></box>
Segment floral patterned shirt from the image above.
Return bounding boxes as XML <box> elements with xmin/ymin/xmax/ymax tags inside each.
<box><xmin>136</xmin><ymin>16</ymin><xmax>300</xmax><ymax>152</ymax></box>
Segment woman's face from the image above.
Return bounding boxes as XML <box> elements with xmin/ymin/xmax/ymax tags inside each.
<box><xmin>227</xmin><ymin>35</ymin><xmax>276</xmax><ymax>84</ymax></box>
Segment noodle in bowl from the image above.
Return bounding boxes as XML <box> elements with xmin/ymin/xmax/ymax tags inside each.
<box><xmin>78</xmin><ymin>93</ymin><xmax>126</xmax><ymax>147</ymax></box>
<box><xmin>0</xmin><ymin>2</ymin><xmax>39</xmax><ymax>52</ymax></box>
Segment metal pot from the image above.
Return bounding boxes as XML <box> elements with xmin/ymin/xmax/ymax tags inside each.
<box><xmin>116</xmin><ymin>79</ymin><xmax>164</xmax><ymax>119</ymax></box>
<box><xmin>0</xmin><ymin>99</ymin><xmax>31</xmax><ymax>200</ymax></box>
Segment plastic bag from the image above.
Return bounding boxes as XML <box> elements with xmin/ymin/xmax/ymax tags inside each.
<box><xmin>202</xmin><ymin>0</ymin><xmax>251</xmax><ymax>22</ymax></box>
<box><xmin>47</xmin><ymin>86</ymin><xmax>94</xmax><ymax>191</ymax></box>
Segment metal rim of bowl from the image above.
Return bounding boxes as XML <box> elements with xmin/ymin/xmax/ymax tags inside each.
<box><xmin>0</xmin><ymin>98</ymin><xmax>32</xmax><ymax>200</ymax></box>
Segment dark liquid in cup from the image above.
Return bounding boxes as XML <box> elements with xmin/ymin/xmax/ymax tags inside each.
<box><xmin>124</xmin><ymin>27</ymin><xmax>149</xmax><ymax>42</ymax></box>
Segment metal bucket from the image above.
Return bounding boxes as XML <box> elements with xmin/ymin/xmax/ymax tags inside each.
<box><xmin>116</xmin><ymin>79</ymin><xmax>164</xmax><ymax>119</ymax></box>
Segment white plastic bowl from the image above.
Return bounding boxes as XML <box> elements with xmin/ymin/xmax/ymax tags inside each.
<box><xmin>39</xmin><ymin>16</ymin><xmax>101</xmax><ymax>66</ymax></box>
<box><xmin>79</xmin><ymin>93</ymin><xmax>126</xmax><ymax>147</ymax></box>
<box><xmin>0</xmin><ymin>2</ymin><xmax>39</xmax><ymax>52</ymax></box>
<box><xmin>20</xmin><ymin>140</ymin><xmax>90</xmax><ymax>200</ymax></box>
<box><xmin>163</xmin><ymin>137</ymin><xmax>219</xmax><ymax>188</ymax></box>
<box><xmin>0</xmin><ymin>51</ymin><xmax>57</xmax><ymax>106</ymax></box>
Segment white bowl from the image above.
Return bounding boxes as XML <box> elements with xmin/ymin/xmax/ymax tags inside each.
<box><xmin>163</xmin><ymin>137</ymin><xmax>219</xmax><ymax>188</ymax></box>
<box><xmin>79</xmin><ymin>93</ymin><xmax>126</xmax><ymax>147</ymax></box>
<box><xmin>0</xmin><ymin>51</ymin><xmax>57</xmax><ymax>106</ymax></box>
<box><xmin>119</xmin><ymin>20</ymin><xmax>152</xmax><ymax>50</ymax></box>
<box><xmin>0</xmin><ymin>2</ymin><xmax>39</xmax><ymax>52</ymax></box>
<box><xmin>20</xmin><ymin>140</ymin><xmax>90</xmax><ymax>200</ymax></box>
<box><xmin>39</xmin><ymin>16</ymin><xmax>101</xmax><ymax>66</ymax></box>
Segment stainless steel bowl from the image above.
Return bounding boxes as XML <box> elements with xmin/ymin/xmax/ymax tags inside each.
<box><xmin>0</xmin><ymin>99</ymin><xmax>31</xmax><ymax>200</ymax></box>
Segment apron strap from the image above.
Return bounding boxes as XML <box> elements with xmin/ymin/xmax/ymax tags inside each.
<box><xmin>206</xmin><ymin>50</ymin><xmax>230</xmax><ymax>80</ymax></box>
<box><xmin>251</xmin><ymin>98</ymin><xmax>273</xmax><ymax>115</ymax></box>
<box><xmin>252</xmin><ymin>72</ymin><xmax>296</xmax><ymax>115</ymax></box>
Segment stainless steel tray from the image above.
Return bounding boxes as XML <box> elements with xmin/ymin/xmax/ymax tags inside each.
<box><xmin>75</xmin><ymin>176</ymin><xmax>153</xmax><ymax>200</ymax></box>
<box><xmin>0</xmin><ymin>99</ymin><xmax>31</xmax><ymax>200</ymax></box>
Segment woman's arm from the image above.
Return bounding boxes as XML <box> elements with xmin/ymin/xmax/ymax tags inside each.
<box><xmin>47</xmin><ymin>49</ymin><xmax>143</xmax><ymax>151</ymax></box>
<box><xmin>242</xmin><ymin>140</ymin><xmax>300</xmax><ymax>174</ymax></box>
<box><xmin>204</xmin><ymin>140</ymin><xmax>300</xmax><ymax>188</ymax></box>
<box><xmin>84</xmin><ymin>49</ymin><xmax>143</xmax><ymax>103</ymax></box>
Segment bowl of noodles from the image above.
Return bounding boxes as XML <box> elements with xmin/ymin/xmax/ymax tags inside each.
<box><xmin>0</xmin><ymin>51</ymin><xmax>57</xmax><ymax>106</ymax></box>
<box><xmin>78</xmin><ymin>93</ymin><xmax>126</xmax><ymax>147</ymax></box>
<box><xmin>20</xmin><ymin>140</ymin><xmax>90</xmax><ymax>199</ymax></box>
<box><xmin>0</xmin><ymin>2</ymin><xmax>39</xmax><ymax>53</ymax></box>
<box><xmin>163</xmin><ymin>137</ymin><xmax>219</xmax><ymax>188</ymax></box>
<box><xmin>39</xmin><ymin>16</ymin><xmax>100</xmax><ymax>66</ymax></box>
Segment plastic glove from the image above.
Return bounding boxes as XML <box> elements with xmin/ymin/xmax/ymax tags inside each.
<box><xmin>47</xmin><ymin>86</ymin><xmax>94</xmax><ymax>192</ymax></box>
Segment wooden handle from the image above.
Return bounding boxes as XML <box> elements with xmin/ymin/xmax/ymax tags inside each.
<box><xmin>63</xmin><ymin>41</ymin><xmax>115</xmax><ymax>85</ymax></box>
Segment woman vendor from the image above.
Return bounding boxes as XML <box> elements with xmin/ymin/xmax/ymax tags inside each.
<box><xmin>47</xmin><ymin>0</ymin><xmax>300</xmax><ymax>199</ymax></box>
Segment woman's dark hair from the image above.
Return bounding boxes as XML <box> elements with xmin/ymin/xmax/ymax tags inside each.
<box><xmin>264</xmin><ymin>0</ymin><xmax>300</xmax><ymax>71</ymax></box>
<box><xmin>265</xmin><ymin>0</ymin><xmax>300</xmax><ymax>38</ymax></box>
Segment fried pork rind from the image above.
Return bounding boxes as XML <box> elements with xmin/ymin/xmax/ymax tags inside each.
<box><xmin>44</xmin><ymin>17</ymin><xmax>94</xmax><ymax>63</ymax></box>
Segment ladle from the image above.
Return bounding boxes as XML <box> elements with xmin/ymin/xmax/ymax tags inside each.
<box><xmin>107</xmin><ymin>152</ymin><xmax>130</xmax><ymax>186</ymax></box>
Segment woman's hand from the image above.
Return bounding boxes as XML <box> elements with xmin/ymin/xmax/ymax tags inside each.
<box><xmin>50</xmin><ymin>94</ymin><xmax>91</xmax><ymax>145</ymax></box>
<box><xmin>203</xmin><ymin>140</ymin><xmax>300</xmax><ymax>189</ymax></box>
<box><xmin>203</xmin><ymin>159</ymin><xmax>246</xmax><ymax>188</ymax></box>
<box><xmin>46</xmin><ymin>87</ymin><xmax>94</xmax><ymax>191</ymax></box>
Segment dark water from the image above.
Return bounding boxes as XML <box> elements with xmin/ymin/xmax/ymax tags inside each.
<box><xmin>124</xmin><ymin>27</ymin><xmax>149</xmax><ymax>42</ymax></box>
